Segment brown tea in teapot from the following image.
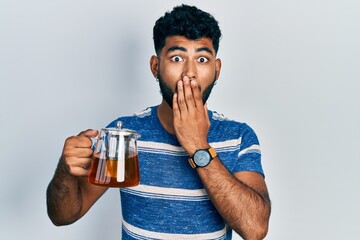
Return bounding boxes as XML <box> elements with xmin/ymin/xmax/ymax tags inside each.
<box><xmin>89</xmin><ymin>155</ymin><xmax>140</xmax><ymax>187</ymax></box>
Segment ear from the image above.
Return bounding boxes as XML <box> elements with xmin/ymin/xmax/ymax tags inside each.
<box><xmin>150</xmin><ymin>55</ymin><xmax>159</xmax><ymax>78</ymax></box>
<box><xmin>215</xmin><ymin>58</ymin><xmax>222</xmax><ymax>80</ymax></box>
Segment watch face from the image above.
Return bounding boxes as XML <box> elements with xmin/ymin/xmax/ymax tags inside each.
<box><xmin>194</xmin><ymin>150</ymin><xmax>211</xmax><ymax>167</ymax></box>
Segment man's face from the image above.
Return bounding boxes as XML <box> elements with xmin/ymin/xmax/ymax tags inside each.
<box><xmin>153</xmin><ymin>36</ymin><xmax>221</xmax><ymax>108</ymax></box>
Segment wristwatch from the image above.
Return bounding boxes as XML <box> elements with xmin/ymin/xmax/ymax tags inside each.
<box><xmin>188</xmin><ymin>147</ymin><xmax>217</xmax><ymax>168</ymax></box>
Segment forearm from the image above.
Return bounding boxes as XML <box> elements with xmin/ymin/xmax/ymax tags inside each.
<box><xmin>171</xmin><ymin>77</ymin><xmax>270</xmax><ymax>238</ymax></box>
<box><xmin>46</xmin><ymin>158</ymin><xmax>83</xmax><ymax>226</ymax></box>
<box><xmin>197</xmin><ymin>158</ymin><xmax>271</xmax><ymax>240</ymax></box>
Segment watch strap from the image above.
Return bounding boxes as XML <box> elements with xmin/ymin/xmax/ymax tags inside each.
<box><xmin>188</xmin><ymin>147</ymin><xmax>217</xmax><ymax>168</ymax></box>
<box><xmin>208</xmin><ymin>147</ymin><xmax>217</xmax><ymax>159</ymax></box>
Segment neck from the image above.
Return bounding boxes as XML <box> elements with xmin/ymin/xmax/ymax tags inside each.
<box><xmin>157</xmin><ymin>99</ymin><xmax>175</xmax><ymax>135</ymax></box>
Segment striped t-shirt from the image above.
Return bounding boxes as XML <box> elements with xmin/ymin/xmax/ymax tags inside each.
<box><xmin>106</xmin><ymin>106</ymin><xmax>264</xmax><ymax>240</ymax></box>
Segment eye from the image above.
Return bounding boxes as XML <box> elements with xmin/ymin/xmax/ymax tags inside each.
<box><xmin>171</xmin><ymin>56</ymin><xmax>183</xmax><ymax>62</ymax></box>
<box><xmin>197</xmin><ymin>57</ymin><xmax>209</xmax><ymax>63</ymax></box>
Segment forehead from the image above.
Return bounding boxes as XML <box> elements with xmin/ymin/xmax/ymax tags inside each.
<box><xmin>161</xmin><ymin>36</ymin><xmax>215</xmax><ymax>55</ymax></box>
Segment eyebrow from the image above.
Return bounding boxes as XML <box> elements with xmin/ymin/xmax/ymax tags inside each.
<box><xmin>196</xmin><ymin>47</ymin><xmax>213</xmax><ymax>55</ymax></box>
<box><xmin>166</xmin><ymin>46</ymin><xmax>186</xmax><ymax>53</ymax></box>
<box><xmin>166</xmin><ymin>46</ymin><xmax>213</xmax><ymax>55</ymax></box>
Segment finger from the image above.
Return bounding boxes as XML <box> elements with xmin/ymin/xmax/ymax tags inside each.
<box><xmin>65</xmin><ymin>135</ymin><xmax>92</xmax><ymax>148</ymax></box>
<box><xmin>72</xmin><ymin>168</ymin><xmax>90</xmax><ymax>177</ymax></box>
<box><xmin>176</xmin><ymin>80</ymin><xmax>188</xmax><ymax>112</ymax></box>
<box><xmin>191</xmin><ymin>80</ymin><xmax>203</xmax><ymax>110</ymax></box>
<box><xmin>77</xmin><ymin>157</ymin><xmax>92</xmax><ymax>169</ymax></box>
<box><xmin>69</xmin><ymin>147</ymin><xmax>94</xmax><ymax>158</ymax></box>
<box><xmin>75</xmin><ymin>129</ymin><xmax>98</xmax><ymax>147</ymax></box>
<box><xmin>78</xmin><ymin>129</ymin><xmax>99</xmax><ymax>138</ymax></box>
<box><xmin>66</xmin><ymin>156</ymin><xmax>92</xmax><ymax>167</ymax></box>
<box><xmin>69</xmin><ymin>164</ymin><xmax>91</xmax><ymax>176</ymax></box>
<box><xmin>204</xmin><ymin>103</ymin><xmax>210</xmax><ymax>126</ymax></box>
<box><xmin>183</xmin><ymin>76</ymin><xmax>195</xmax><ymax>110</ymax></box>
<box><xmin>66</xmin><ymin>156</ymin><xmax>92</xmax><ymax>173</ymax></box>
<box><xmin>78</xmin><ymin>148</ymin><xmax>93</xmax><ymax>158</ymax></box>
<box><xmin>173</xmin><ymin>93</ymin><xmax>180</xmax><ymax>118</ymax></box>
<box><xmin>60</xmin><ymin>155</ymin><xmax>90</xmax><ymax>176</ymax></box>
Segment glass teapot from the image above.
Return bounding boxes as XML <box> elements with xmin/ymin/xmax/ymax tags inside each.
<box><xmin>88</xmin><ymin>121</ymin><xmax>140</xmax><ymax>187</ymax></box>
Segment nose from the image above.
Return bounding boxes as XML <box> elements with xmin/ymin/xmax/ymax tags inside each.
<box><xmin>182</xmin><ymin>60</ymin><xmax>197</xmax><ymax>80</ymax></box>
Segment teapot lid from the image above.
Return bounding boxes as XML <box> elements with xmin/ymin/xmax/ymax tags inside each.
<box><xmin>102</xmin><ymin>121</ymin><xmax>140</xmax><ymax>138</ymax></box>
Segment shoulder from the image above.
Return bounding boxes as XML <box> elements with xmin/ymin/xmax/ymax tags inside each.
<box><xmin>106</xmin><ymin>106</ymin><xmax>157</xmax><ymax>129</ymax></box>
<box><xmin>208</xmin><ymin>109</ymin><xmax>260</xmax><ymax>149</ymax></box>
<box><xmin>209</xmin><ymin>110</ymin><xmax>257</xmax><ymax>137</ymax></box>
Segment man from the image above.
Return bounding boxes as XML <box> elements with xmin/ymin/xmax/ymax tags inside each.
<box><xmin>47</xmin><ymin>4</ymin><xmax>271</xmax><ymax>240</ymax></box>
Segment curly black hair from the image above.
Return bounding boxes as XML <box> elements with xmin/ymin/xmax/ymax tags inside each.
<box><xmin>153</xmin><ymin>4</ymin><xmax>222</xmax><ymax>55</ymax></box>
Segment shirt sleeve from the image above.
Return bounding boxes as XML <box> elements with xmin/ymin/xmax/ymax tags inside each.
<box><xmin>232</xmin><ymin>123</ymin><xmax>265</xmax><ymax>177</ymax></box>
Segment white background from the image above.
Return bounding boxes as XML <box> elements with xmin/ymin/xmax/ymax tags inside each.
<box><xmin>1</xmin><ymin>0</ymin><xmax>359</xmax><ymax>239</ymax></box>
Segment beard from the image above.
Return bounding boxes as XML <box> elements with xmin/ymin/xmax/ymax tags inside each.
<box><xmin>158</xmin><ymin>73</ymin><xmax>216</xmax><ymax>109</ymax></box>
